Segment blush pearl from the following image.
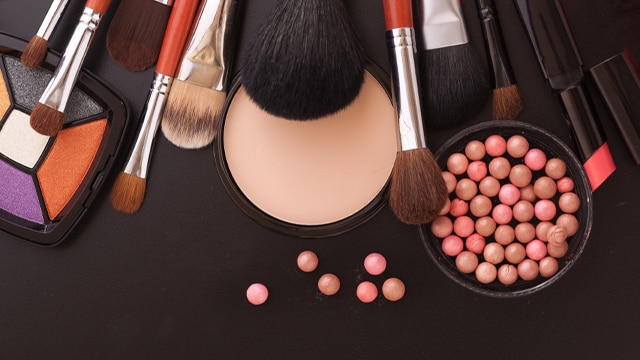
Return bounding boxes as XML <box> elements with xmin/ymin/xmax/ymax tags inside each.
<box><xmin>431</xmin><ymin>215</ymin><xmax>453</xmax><ymax>238</ymax></box>
<box><xmin>547</xmin><ymin>241</ymin><xmax>569</xmax><ymax>258</ymax></box>
<box><xmin>517</xmin><ymin>259</ymin><xmax>539</xmax><ymax>280</ymax></box>
<box><xmin>519</xmin><ymin>184</ymin><xmax>537</xmax><ymax>202</ymax></box>
<box><xmin>475</xmin><ymin>262</ymin><xmax>498</xmax><ymax>284</ymax></box>
<box><xmin>438</xmin><ymin>197</ymin><xmax>451</xmax><ymax>215</ymax></box>
<box><xmin>526</xmin><ymin>239</ymin><xmax>548</xmax><ymax>261</ymax></box>
<box><xmin>488</xmin><ymin>157</ymin><xmax>511</xmax><ymax>180</ymax></box>
<box><xmin>539</xmin><ymin>257</ymin><xmax>559</xmax><ymax>277</ymax></box>
<box><xmin>442</xmin><ymin>235</ymin><xmax>465</xmax><ymax>256</ymax></box>
<box><xmin>246</xmin><ymin>283</ymin><xmax>269</xmax><ymax>305</ymax></box>
<box><xmin>356</xmin><ymin>281</ymin><xmax>378</xmax><ymax>303</ymax></box>
<box><xmin>465</xmin><ymin>233</ymin><xmax>486</xmax><ymax>254</ymax></box>
<box><xmin>453</xmin><ymin>216</ymin><xmax>475</xmax><ymax>237</ymax></box>
<box><xmin>506</xmin><ymin>135</ymin><xmax>529</xmax><ymax>158</ymax></box>
<box><xmin>524</xmin><ymin>148</ymin><xmax>547</xmax><ymax>171</ymax></box>
<box><xmin>556</xmin><ymin>176</ymin><xmax>575</xmax><ymax>193</ymax></box>
<box><xmin>536</xmin><ymin>221</ymin><xmax>554</xmax><ymax>242</ymax></box>
<box><xmin>512</xmin><ymin>200</ymin><xmax>535</xmax><ymax>222</ymax></box>
<box><xmin>447</xmin><ymin>153</ymin><xmax>469</xmax><ymax>175</ymax></box>
<box><xmin>498</xmin><ymin>264</ymin><xmax>518</xmax><ymax>285</ymax></box>
<box><xmin>475</xmin><ymin>216</ymin><xmax>497</xmax><ymax>237</ymax></box>
<box><xmin>297</xmin><ymin>250</ymin><xmax>319</xmax><ymax>273</ymax></box>
<box><xmin>533</xmin><ymin>176</ymin><xmax>557</xmax><ymax>199</ymax></box>
<box><xmin>364</xmin><ymin>252</ymin><xmax>387</xmax><ymax>276</ymax></box>
<box><xmin>505</xmin><ymin>242</ymin><xmax>526</xmax><ymax>264</ymax></box>
<box><xmin>442</xmin><ymin>171</ymin><xmax>457</xmax><ymax>194</ymax></box>
<box><xmin>509</xmin><ymin>164</ymin><xmax>533</xmax><ymax>188</ymax></box>
<box><xmin>470</xmin><ymin>195</ymin><xmax>493</xmax><ymax>217</ymax></box>
<box><xmin>546</xmin><ymin>225</ymin><xmax>568</xmax><ymax>247</ymax></box>
<box><xmin>455</xmin><ymin>178</ymin><xmax>478</xmax><ymax>201</ymax></box>
<box><xmin>479</xmin><ymin>176</ymin><xmax>501</xmax><ymax>197</ymax></box>
<box><xmin>545</xmin><ymin>158</ymin><xmax>567</xmax><ymax>179</ymax></box>
<box><xmin>492</xmin><ymin>204</ymin><xmax>513</xmax><ymax>225</ymax></box>
<box><xmin>494</xmin><ymin>224</ymin><xmax>515</xmax><ymax>245</ymax></box>
<box><xmin>485</xmin><ymin>135</ymin><xmax>507</xmax><ymax>157</ymax></box>
<box><xmin>382</xmin><ymin>278</ymin><xmax>406</xmax><ymax>302</ymax></box>
<box><xmin>483</xmin><ymin>242</ymin><xmax>505</xmax><ymax>264</ymax></box>
<box><xmin>534</xmin><ymin>200</ymin><xmax>557</xmax><ymax>222</ymax></box>
<box><xmin>456</xmin><ymin>251</ymin><xmax>479</xmax><ymax>274</ymax></box>
<box><xmin>318</xmin><ymin>273</ymin><xmax>341</xmax><ymax>296</ymax></box>
<box><xmin>515</xmin><ymin>222</ymin><xmax>536</xmax><ymax>243</ymax></box>
<box><xmin>465</xmin><ymin>140</ymin><xmax>486</xmax><ymax>160</ymax></box>
<box><xmin>467</xmin><ymin>160</ymin><xmax>488</xmax><ymax>182</ymax></box>
<box><xmin>558</xmin><ymin>192</ymin><xmax>581</xmax><ymax>213</ymax></box>
<box><xmin>499</xmin><ymin>184</ymin><xmax>521</xmax><ymax>205</ymax></box>
<box><xmin>449</xmin><ymin>198</ymin><xmax>469</xmax><ymax>217</ymax></box>
<box><xmin>556</xmin><ymin>214</ymin><xmax>579</xmax><ymax>236</ymax></box>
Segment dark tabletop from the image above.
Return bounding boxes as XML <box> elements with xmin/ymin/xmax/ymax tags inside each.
<box><xmin>1</xmin><ymin>0</ymin><xmax>639</xmax><ymax>358</ymax></box>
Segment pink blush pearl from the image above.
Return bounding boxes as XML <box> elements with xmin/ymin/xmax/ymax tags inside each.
<box><xmin>499</xmin><ymin>184</ymin><xmax>521</xmax><ymax>205</ymax></box>
<box><xmin>364</xmin><ymin>253</ymin><xmax>387</xmax><ymax>276</ymax></box>
<box><xmin>526</xmin><ymin>239</ymin><xmax>548</xmax><ymax>261</ymax></box>
<box><xmin>524</xmin><ymin>148</ymin><xmax>547</xmax><ymax>171</ymax></box>
<box><xmin>485</xmin><ymin>135</ymin><xmax>507</xmax><ymax>157</ymax></box>
<box><xmin>356</xmin><ymin>281</ymin><xmax>378</xmax><ymax>303</ymax></box>
<box><xmin>492</xmin><ymin>204</ymin><xmax>513</xmax><ymax>225</ymax></box>
<box><xmin>449</xmin><ymin>198</ymin><xmax>469</xmax><ymax>217</ymax></box>
<box><xmin>439</xmin><ymin>197</ymin><xmax>451</xmax><ymax>215</ymax></box>
<box><xmin>535</xmin><ymin>200</ymin><xmax>557</xmax><ymax>221</ymax></box>
<box><xmin>447</xmin><ymin>153</ymin><xmax>469</xmax><ymax>175</ymax></box>
<box><xmin>442</xmin><ymin>235</ymin><xmax>465</xmax><ymax>256</ymax></box>
<box><xmin>246</xmin><ymin>283</ymin><xmax>269</xmax><ymax>305</ymax></box>
<box><xmin>465</xmin><ymin>233</ymin><xmax>486</xmax><ymax>254</ymax></box>
<box><xmin>467</xmin><ymin>161</ymin><xmax>488</xmax><ymax>182</ymax></box>
<box><xmin>454</xmin><ymin>216</ymin><xmax>475</xmax><ymax>237</ymax></box>
<box><xmin>556</xmin><ymin>176</ymin><xmax>575</xmax><ymax>193</ymax></box>
<box><xmin>297</xmin><ymin>250</ymin><xmax>319</xmax><ymax>273</ymax></box>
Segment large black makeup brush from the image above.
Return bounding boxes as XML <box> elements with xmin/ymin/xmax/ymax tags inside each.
<box><xmin>476</xmin><ymin>0</ymin><xmax>524</xmax><ymax>120</ymax></box>
<box><xmin>240</xmin><ymin>0</ymin><xmax>367</xmax><ymax>120</ymax></box>
<box><xmin>416</xmin><ymin>0</ymin><xmax>491</xmax><ymax>129</ymax></box>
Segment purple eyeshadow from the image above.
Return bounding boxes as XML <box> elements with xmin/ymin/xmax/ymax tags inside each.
<box><xmin>0</xmin><ymin>159</ymin><xmax>44</xmax><ymax>224</ymax></box>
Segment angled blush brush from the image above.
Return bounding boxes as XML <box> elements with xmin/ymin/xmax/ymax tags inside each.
<box><xmin>21</xmin><ymin>0</ymin><xmax>71</xmax><ymax>68</ymax></box>
<box><xmin>383</xmin><ymin>0</ymin><xmax>448</xmax><ymax>225</ymax></box>
<box><xmin>106</xmin><ymin>0</ymin><xmax>174</xmax><ymax>72</ymax></box>
<box><xmin>416</xmin><ymin>0</ymin><xmax>491</xmax><ymax>129</ymax></box>
<box><xmin>161</xmin><ymin>0</ymin><xmax>242</xmax><ymax>149</ymax></box>
<box><xmin>239</xmin><ymin>0</ymin><xmax>367</xmax><ymax>120</ymax></box>
<box><xmin>110</xmin><ymin>0</ymin><xmax>199</xmax><ymax>214</ymax></box>
<box><xmin>29</xmin><ymin>0</ymin><xmax>113</xmax><ymax>137</ymax></box>
<box><xmin>476</xmin><ymin>0</ymin><xmax>524</xmax><ymax>120</ymax></box>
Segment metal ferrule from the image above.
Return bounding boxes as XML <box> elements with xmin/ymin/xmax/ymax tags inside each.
<box><xmin>175</xmin><ymin>0</ymin><xmax>239</xmax><ymax>91</ymax></box>
<box><xmin>36</xmin><ymin>0</ymin><xmax>70</xmax><ymax>40</ymax></box>
<box><xmin>387</xmin><ymin>27</ymin><xmax>427</xmax><ymax>151</ymax></box>
<box><xmin>124</xmin><ymin>73</ymin><xmax>173</xmax><ymax>179</ymax></box>
<box><xmin>418</xmin><ymin>0</ymin><xmax>469</xmax><ymax>50</ymax></box>
<box><xmin>38</xmin><ymin>7</ymin><xmax>102</xmax><ymax>112</ymax></box>
<box><xmin>153</xmin><ymin>0</ymin><xmax>175</xmax><ymax>5</ymax></box>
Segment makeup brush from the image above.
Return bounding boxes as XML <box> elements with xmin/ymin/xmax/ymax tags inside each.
<box><xmin>29</xmin><ymin>0</ymin><xmax>113</xmax><ymax>137</ymax></box>
<box><xmin>476</xmin><ymin>0</ymin><xmax>523</xmax><ymax>120</ymax></box>
<box><xmin>106</xmin><ymin>0</ymin><xmax>174</xmax><ymax>72</ymax></box>
<box><xmin>416</xmin><ymin>0</ymin><xmax>491</xmax><ymax>129</ymax></box>
<box><xmin>239</xmin><ymin>0</ymin><xmax>367</xmax><ymax>120</ymax></box>
<box><xmin>21</xmin><ymin>0</ymin><xmax>70</xmax><ymax>68</ymax></box>
<box><xmin>382</xmin><ymin>0</ymin><xmax>448</xmax><ymax>225</ymax></box>
<box><xmin>161</xmin><ymin>0</ymin><xmax>242</xmax><ymax>149</ymax></box>
<box><xmin>110</xmin><ymin>0</ymin><xmax>199</xmax><ymax>214</ymax></box>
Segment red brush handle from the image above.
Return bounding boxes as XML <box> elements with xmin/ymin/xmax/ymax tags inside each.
<box><xmin>156</xmin><ymin>0</ymin><xmax>199</xmax><ymax>77</ymax></box>
<box><xmin>85</xmin><ymin>0</ymin><xmax>112</xmax><ymax>14</ymax></box>
<box><xmin>382</xmin><ymin>0</ymin><xmax>414</xmax><ymax>30</ymax></box>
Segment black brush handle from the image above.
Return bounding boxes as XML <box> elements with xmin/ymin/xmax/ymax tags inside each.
<box><xmin>476</xmin><ymin>0</ymin><xmax>516</xmax><ymax>89</ymax></box>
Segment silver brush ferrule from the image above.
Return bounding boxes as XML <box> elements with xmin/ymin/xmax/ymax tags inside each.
<box><xmin>386</xmin><ymin>27</ymin><xmax>427</xmax><ymax>151</ymax></box>
<box><xmin>38</xmin><ymin>7</ymin><xmax>102</xmax><ymax>112</ymax></box>
<box><xmin>418</xmin><ymin>0</ymin><xmax>469</xmax><ymax>50</ymax></box>
<box><xmin>153</xmin><ymin>0</ymin><xmax>175</xmax><ymax>5</ymax></box>
<box><xmin>175</xmin><ymin>0</ymin><xmax>239</xmax><ymax>91</ymax></box>
<box><xmin>36</xmin><ymin>0</ymin><xmax>70</xmax><ymax>40</ymax></box>
<box><xmin>124</xmin><ymin>73</ymin><xmax>173</xmax><ymax>179</ymax></box>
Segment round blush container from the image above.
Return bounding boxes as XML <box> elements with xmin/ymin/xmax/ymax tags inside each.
<box><xmin>215</xmin><ymin>66</ymin><xmax>397</xmax><ymax>237</ymax></box>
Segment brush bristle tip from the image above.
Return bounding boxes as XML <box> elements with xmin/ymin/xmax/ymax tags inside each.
<box><xmin>30</xmin><ymin>103</ymin><xmax>64</xmax><ymax>136</ymax></box>
<box><xmin>110</xmin><ymin>173</ymin><xmax>147</xmax><ymax>214</ymax></box>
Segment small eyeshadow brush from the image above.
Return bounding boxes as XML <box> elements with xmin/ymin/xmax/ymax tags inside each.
<box><xmin>21</xmin><ymin>0</ymin><xmax>71</xmax><ymax>68</ymax></box>
<box><xmin>383</xmin><ymin>0</ymin><xmax>448</xmax><ymax>225</ymax></box>
<box><xmin>106</xmin><ymin>0</ymin><xmax>174</xmax><ymax>72</ymax></box>
<box><xmin>161</xmin><ymin>0</ymin><xmax>242</xmax><ymax>149</ymax></box>
<box><xmin>110</xmin><ymin>0</ymin><xmax>199</xmax><ymax>214</ymax></box>
<box><xmin>416</xmin><ymin>0</ymin><xmax>491</xmax><ymax>129</ymax></box>
<box><xmin>476</xmin><ymin>0</ymin><xmax>524</xmax><ymax>120</ymax></box>
<box><xmin>240</xmin><ymin>0</ymin><xmax>367</xmax><ymax>121</ymax></box>
<box><xmin>29</xmin><ymin>0</ymin><xmax>113</xmax><ymax>137</ymax></box>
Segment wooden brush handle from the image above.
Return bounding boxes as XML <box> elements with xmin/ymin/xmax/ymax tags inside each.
<box><xmin>156</xmin><ymin>0</ymin><xmax>199</xmax><ymax>77</ymax></box>
<box><xmin>85</xmin><ymin>0</ymin><xmax>112</xmax><ymax>14</ymax></box>
<box><xmin>383</xmin><ymin>0</ymin><xmax>414</xmax><ymax>30</ymax></box>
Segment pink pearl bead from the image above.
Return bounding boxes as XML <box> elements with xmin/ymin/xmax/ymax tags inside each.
<box><xmin>535</xmin><ymin>199</ymin><xmax>557</xmax><ymax>221</ymax></box>
<box><xmin>364</xmin><ymin>253</ymin><xmax>387</xmax><ymax>276</ymax></box>
<box><xmin>499</xmin><ymin>184</ymin><xmax>520</xmax><ymax>205</ymax></box>
<box><xmin>485</xmin><ymin>135</ymin><xmax>507</xmax><ymax>157</ymax></box>
<box><xmin>246</xmin><ymin>283</ymin><xmax>269</xmax><ymax>305</ymax></box>
<box><xmin>449</xmin><ymin>198</ymin><xmax>469</xmax><ymax>217</ymax></box>
<box><xmin>356</xmin><ymin>281</ymin><xmax>378</xmax><ymax>303</ymax></box>
<box><xmin>556</xmin><ymin>176</ymin><xmax>575</xmax><ymax>193</ymax></box>
<box><xmin>453</xmin><ymin>216</ymin><xmax>475</xmax><ymax>237</ymax></box>
<box><xmin>492</xmin><ymin>204</ymin><xmax>513</xmax><ymax>225</ymax></box>
<box><xmin>297</xmin><ymin>250</ymin><xmax>319</xmax><ymax>273</ymax></box>
<box><xmin>526</xmin><ymin>239</ymin><xmax>548</xmax><ymax>261</ymax></box>
<box><xmin>467</xmin><ymin>161</ymin><xmax>488</xmax><ymax>182</ymax></box>
<box><xmin>442</xmin><ymin>235</ymin><xmax>465</xmax><ymax>256</ymax></box>
<box><xmin>524</xmin><ymin>148</ymin><xmax>547</xmax><ymax>171</ymax></box>
<box><xmin>465</xmin><ymin>233</ymin><xmax>486</xmax><ymax>254</ymax></box>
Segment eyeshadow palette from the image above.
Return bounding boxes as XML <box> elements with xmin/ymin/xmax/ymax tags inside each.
<box><xmin>0</xmin><ymin>33</ymin><xmax>129</xmax><ymax>246</ymax></box>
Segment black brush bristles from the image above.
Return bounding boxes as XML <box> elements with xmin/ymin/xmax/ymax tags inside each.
<box><xmin>420</xmin><ymin>44</ymin><xmax>491</xmax><ymax>129</ymax></box>
<box><xmin>106</xmin><ymin>0</ymin><xmax>171</xmax><ymax>71</ymax></box>
<box><xmin>240</xmin><ymin>0</ymin><xmax>367</xmax><ymax>120</ymax></box>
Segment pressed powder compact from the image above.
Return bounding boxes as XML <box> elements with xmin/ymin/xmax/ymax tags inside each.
<box><xmin>215</xmin><ymin>65</ymin><xmax>398</xmax><ymax>237</ymax></box>
<box><xmin>0</xmin><ymin>33</ymin><xmax>129</xmax><ymax>245</ymax></box>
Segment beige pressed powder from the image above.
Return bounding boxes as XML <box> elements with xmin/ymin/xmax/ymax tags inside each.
<box><xmin>221</xmin><ymin>70</ymin><xmax>398</xmax><ymax>229</ymax></box>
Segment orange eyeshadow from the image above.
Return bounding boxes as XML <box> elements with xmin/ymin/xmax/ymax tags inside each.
<box><xmin>0</xmin><ymin>71</ymin><xmax>9</xmax><ymax>118</ymax></box>
<box><xmin>37</xmin><ymin>119</ymin><xmax>107</xmax><ymax>219</ymax></box>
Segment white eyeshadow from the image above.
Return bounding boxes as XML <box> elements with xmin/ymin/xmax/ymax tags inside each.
<box><xmin>0</xmin><ymin>110</ymin><xmax>50</xmax><ymax>168</ymax></box>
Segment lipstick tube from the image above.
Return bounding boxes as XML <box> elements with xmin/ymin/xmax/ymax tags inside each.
<box><xmin>514</xmin><ymin>0</ymin><xmax>615</xmax><ymax>190</ymax></box>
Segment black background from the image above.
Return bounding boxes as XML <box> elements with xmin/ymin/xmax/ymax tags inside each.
<box><xmin>1</xmin><ymin>0</ymin><xmax>639</xmax><ymax>358</ymax></box>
